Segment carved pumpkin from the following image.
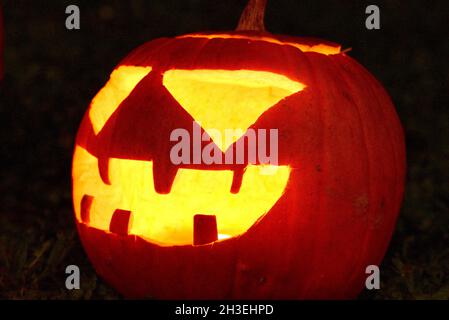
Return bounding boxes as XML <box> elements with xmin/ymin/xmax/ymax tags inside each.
<box><xmin>72</xmin><ymin>1</ymin><xmax>405</xmax><ymax>299</ymax></box>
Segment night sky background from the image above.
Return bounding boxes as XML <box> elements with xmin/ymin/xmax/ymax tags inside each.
<box><xmin>0</xmin><ymin>0</ymin><xmax>448</xmax><ymax>299</ymax></box>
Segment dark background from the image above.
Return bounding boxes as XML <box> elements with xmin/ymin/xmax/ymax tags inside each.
<box><xmin>0</xmin><ymin>0</ymin><xmax>448</xmax><ymax>299</ymax></box>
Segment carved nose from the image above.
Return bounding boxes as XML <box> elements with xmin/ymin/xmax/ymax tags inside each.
<box><xmin>193</xmin><ymin>214</ymin><xmax>218</xmax><ymax>245</ymax></box>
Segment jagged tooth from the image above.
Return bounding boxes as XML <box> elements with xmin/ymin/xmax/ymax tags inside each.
<box><xmin>98</xmin><ymin>156</ymin><xmax>111</xmax><ymax>185</ymax></box>
<box><xmin>80</xmin><ymin>195</ymin><xmax>94</xmax><ymax>224</ymax></box>
<box><xmin>230</xmin><ymin>166</ymin><xmax>245</xmax><ymax>194</ymax></box>
<box><xmin>152</xmin><ymin>160</ymin><xmax>179</xmax><ymax>194</ymax></box>
<box><xmin>193</xmin><ymin>214</ymin><xmax>218</xmax><ymax>245</ymax></box>
<box><xmin>109</xmin><ymin>209</ymin><xmax>132</xmax><ymax>235</ymax></box>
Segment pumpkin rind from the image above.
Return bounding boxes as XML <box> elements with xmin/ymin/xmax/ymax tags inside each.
<box><xmin>72</xmin><ymin>31</ymin><xmax>405</xmax><ymax>299</ymax></box>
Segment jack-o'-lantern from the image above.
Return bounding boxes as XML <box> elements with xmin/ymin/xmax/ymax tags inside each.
<box><xmin>72</xmin><ymin>0</ymin><xmax>405</xmax><ymax>299</ymax></box>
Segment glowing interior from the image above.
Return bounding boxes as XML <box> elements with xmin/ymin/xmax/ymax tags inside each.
<box><xmin>178</xmin><ymin>34</ymin><xmax>341</xmax><ymax>55</ymax></box>
<box><xmin>89</xmin><ymin>66</ymin><xmax>152</xmax><ymax>134</ymax></box>
<box><xmin>78</xmin><ymin>67</ymin><xmax>300</xmax><ymax>245</ymax></box>
<box><xmin>73</xmin><ymin>146</ymin><xmax>290</xmax><ymax>246</ymax></box>
<box><xmin>163</xmin><ymin>69</ymin><xmax>304</xmax><ymax>151</ymax></box>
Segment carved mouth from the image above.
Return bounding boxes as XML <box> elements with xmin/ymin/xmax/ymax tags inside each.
<box><xmin>73</xmin><ymin>146</ymin><xmax>290</xmax><ymax>246</ymax></box>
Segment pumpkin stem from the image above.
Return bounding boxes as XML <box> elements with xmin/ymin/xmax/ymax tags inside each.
<box><xmin>236</xmin><ymin>0</ymin><xmax>267</xmax><ymax>32</ymax></box>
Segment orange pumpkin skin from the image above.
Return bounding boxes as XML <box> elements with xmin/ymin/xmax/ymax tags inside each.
<box><xmin>73</xmin><ymin>31</ymin><xmax>406</xmax><ymax>299</ymax></box>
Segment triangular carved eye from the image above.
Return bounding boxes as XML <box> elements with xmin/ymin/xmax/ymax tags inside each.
<box><xmin>163</xmin><ymin>69</ymin><xmax>305</xmax><ymax>152</ymax></box>
<box><xmin>89</xmin><ymin>66</ymin><xmax>152</xmax><ymax>134</ymax></box>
